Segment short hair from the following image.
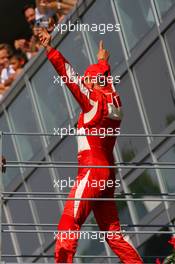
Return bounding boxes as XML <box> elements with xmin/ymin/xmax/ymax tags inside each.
<box><xmin>0</xmin><ymin>43</ymin><xmax>13</xmax><ymax>57</ymax></box>
<box><xmin>11</xmin><ymin>51</ymin><xmax>28</xmax><ymax>66</ymax></box>
<box><xmin>22</xmin><ymin>4</ymin><xmax>35</xmax><ymax>15</ymax></box>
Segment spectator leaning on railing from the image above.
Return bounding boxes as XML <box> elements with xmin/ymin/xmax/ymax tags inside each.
<box><xmin>14</xmin><ymin>4</ymin><xmax>43</xmax><ymax>61</ymax></box>
<box><xmin>18</xmin><ymin>3</ymin><xmax>58</xmax><ymax>59</ymax></box>
<box><xmin>0</xmin><ymin>1</ymin><xmax>78</xmax><ymax>102</ymax></box>
<box><xmin>23</xmin><ymin>4</ymin><xmax>36</xmax><ymax>27</ymax></box>
<box><xmin>0</xmin><ymin>44</ymin><xmax>14</xmax><ymax>99</ymax></box>
<box><xmin>0</xmin><ymin>58</ymin><xmax>6</xmax><ymax>99</ymax></box>
<box><xmin>3</xmin><ymin>51</ymin><xmax>28</xmax><ymax>88</ymax></box>
<box><xmin>0</xmin><ymin>44</ymin><xmax>28</xmax><ymax>100</ymax></box>
<box><xmin>14</xmin><ymin>1</ymin><xmax>78</xmax><ymax>63</ymax></box>
<box><xmin>17</xmin><ymin>4</ymin><xmax>41</xmax><ymax>59</ymax></box>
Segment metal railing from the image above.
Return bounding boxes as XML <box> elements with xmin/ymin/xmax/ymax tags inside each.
<box><xmin>1</xmin><ymin>132</ymin><xmax>175</xmax><ymax>263</ymax></box>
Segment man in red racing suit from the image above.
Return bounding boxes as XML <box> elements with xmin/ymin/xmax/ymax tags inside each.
<box><xmin>38</xmin><ymin>28</ymin><xmax>143</xmax><ymax>264</ymax></box>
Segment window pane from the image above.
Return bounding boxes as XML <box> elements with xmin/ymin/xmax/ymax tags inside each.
<box><xmin>59</xmin><ymin>32</ymin><xmax>90</xmax><ymax>75</ymax></box>
<box><xmin>31</xmin><ymin>61</ymin><xmax>70</xmax><ymax>135</ymax></box>
<box><xmin>7</xmin><ymin>184</ymin><xmax>40</xmax><ymax>258</ymax></box>
<box><xmin>79</xmin><ymin>237</ymin><xmax>107</xmax><ymax>263</ymax></box>
<box><xmin>0</xmin><ymin>115</ymin><xmax>21</xmax><ymax>186</ymax></box>
<box><xmin>155</xmin><ymin>0</ymin><xmax>175</xmax><ymax>17</ymax></box>
<box><xmin>134</xmin><ymin>41</ymin><xmax>175</xmax><ymax>133</ymax></box>
<box><xmin>45</xmin><ymin>244</ymin><xmax>55</xmax><ymax>263</ymax></box>
<box><xmin>117</xmin><ymin>200</ymin><xmax>132</xmax><ymax>225</ymax></box>
<box><xmin>129</xmin><ymin>163</ymin><xmax>161</xmax><ymax>220</ymax></box>
<box><xmin>158</xmin><ymin>144</ymin><xmax>175</xmax><ymax>192</ymax></box>
<box><xmin>8</xmin><ymin>87</ymin><xmax>42</xmax><ymax>161</ymax></box>
<box><xmin>78</xmin><ymin>221</ymin><xmax>107</xmax><ymax>262</ymax></box>
<box><xmin>114</xmin><ymin>0</ymin><xmax>155</xmax><ymax>50</ymax></box>
<box><xmin>59</xmin><ymin>31</ymin><xmax>90</xmax><ymax>112</ymax></box>
<box><xmin>2</xmin><ymin>206</ymin><xmax>16</xmax><ymax>263</ymax></box>
<box><xmin>27</xmin><ymin>167</ymin><xmax>61</xmax><ymax>242</ymax></box>
<box><xmin>51</xmin><ymin>136</ymin><xmax>78</xmax><ymax>194</ymax></box>
<box><xmin>165</xmin><ymin>23</ymin><xmax>175</xmax><ymax>77</ymax></box>
<box><xmin>116</xmin><ymin>74</ymin><xmax>148</xmax><ymax>162</ymax></box>
<box><xmin>82</xmin><ymin>0</ymin><xmax>124</xmax><ymax>71</ymax></box>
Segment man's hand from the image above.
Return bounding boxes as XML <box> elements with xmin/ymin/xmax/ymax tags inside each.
<box><xmin>97</xmin><ymin>40</ymin><xmax>110</xmax><ymax>61</ymax></box>
<box><xmin>37</xmin><ymin>28</ymin><xmax>52</xmax><ymax>51</ymax></box>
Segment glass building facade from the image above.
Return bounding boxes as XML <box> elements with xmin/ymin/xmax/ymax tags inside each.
<box><xmin>0</xmin><ymin>0</ymin><xmax>175</xmax><ymax>263</ymax></box>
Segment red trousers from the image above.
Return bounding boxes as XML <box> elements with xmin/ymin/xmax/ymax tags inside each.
<box><xmin>54</xmin><ymin>153</ymin><xmax>143</xmax><ymax>264</ymax></box>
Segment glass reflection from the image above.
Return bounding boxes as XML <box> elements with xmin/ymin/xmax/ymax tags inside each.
<box><xmin>155</xmin><ymin>0</ymin><xmax>175</xmax><ymax>17</ymax></box>
<box><xmin>159</xmin><ymin>145</ymin><xmax>175</xmax><ymax>192</ymax></box>
<box><xmin>134</xmin><ymin>41</ymin><xmax>175</xmax><ymax>133</ymax></box>
<box><xmin>0</xmin><ymin>115</ymin><xmax>20</xmax><ymax>186</ymax></box>
<box><xmin>59</xmin><ymin>31</ymin><xmax>90</xmax><ymax>112</ymax></box>
<box><xmin>115</xmin><ymin>0</ymin><xmax>155</xmax><ymax>50</ymax></box>
<box><xmin>116</xmin><ymin>74</ymin><xmax>148</xmax><ymax>162</ymax></box>
<box><xmin>31</xmin><ymin>61</ymin><xmax>70</xmax><ymax>135</ymax></box>
<box><xmin>129</xmin><ymin>165</ymin><xmax>161</xmax><ymax>220</ymax></box>
<box><xmin>82</xmin><ymin>0</ymin><xmax>124</xmax><ymax>70</ymax></box>
<box><xmin>8</xmin><ymin>87</ymin><xmax>42</xmax><ymax>161</ymax></box>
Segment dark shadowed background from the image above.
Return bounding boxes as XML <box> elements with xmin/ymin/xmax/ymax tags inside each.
<box><xmin>0</xmin><ymin>0</ymin><xmax>35</xmax><ymax>45</ymax></box>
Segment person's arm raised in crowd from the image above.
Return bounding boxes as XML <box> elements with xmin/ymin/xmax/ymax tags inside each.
<box><xmin>38</xmin><ymin>0</ymin><xmax>77</xmax><ymax>14</ymax></box>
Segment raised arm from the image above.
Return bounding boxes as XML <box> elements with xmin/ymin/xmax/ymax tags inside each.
<box><xmin>37</xmin><ymin>28</ymin><xmax>91</xmax><ymax>112</ymax></box>
<box><xmin>97</xmin><ymin>40</ymin><xmax>110</xmax><ymax>72</ymax></box>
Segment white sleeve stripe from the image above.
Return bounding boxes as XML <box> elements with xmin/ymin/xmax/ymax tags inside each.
<box><xmin>65</xmin><ymin>63</ymin><xmax>90</xmax><ymax>99</ymax></box>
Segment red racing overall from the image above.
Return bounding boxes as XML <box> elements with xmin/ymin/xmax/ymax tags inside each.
<box><xmin>47</xmin><ymin>48</ymin><xmax>143</xmax><ymax>264</ymax></box>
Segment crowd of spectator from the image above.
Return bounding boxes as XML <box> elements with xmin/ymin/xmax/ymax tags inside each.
<box><xmin>0</xmin><ymin>0</ymin><xmax>77</xmax><ymax>101</ymax></box>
